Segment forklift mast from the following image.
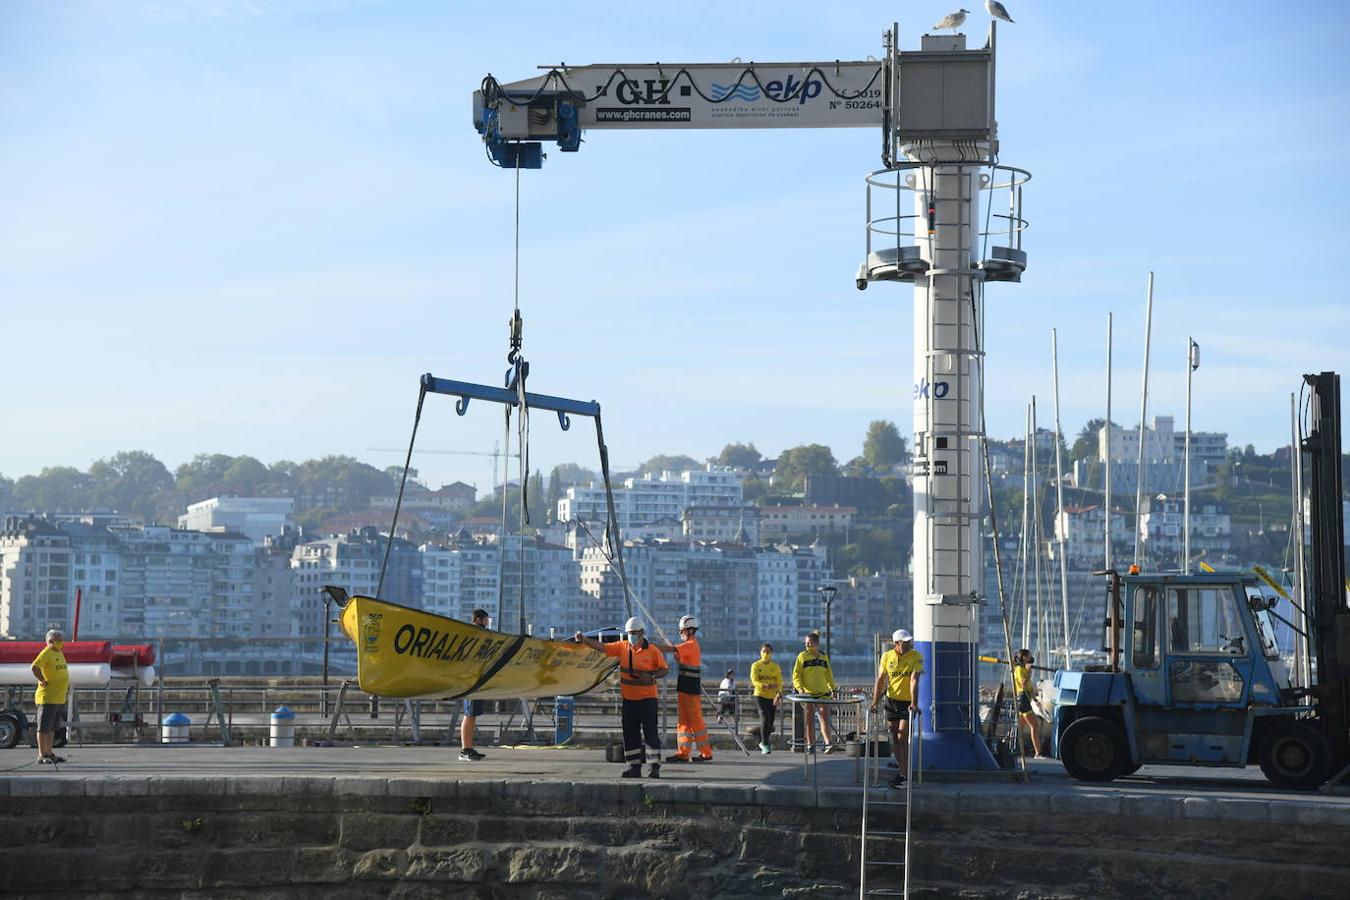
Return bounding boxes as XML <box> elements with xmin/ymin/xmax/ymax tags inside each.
<box><xmin>1301</xmin><ymin>371</ymin><xmax>1350</xmax><ymax>765</ymax></box>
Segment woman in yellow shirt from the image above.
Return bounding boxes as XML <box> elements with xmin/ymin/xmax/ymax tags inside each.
<box><xmin>749</xmin><ymin>643</ymin><xmax>783</xmax><ymax>754</ymax></box>
<box><xmin>1013</xmin><ymin>648</ymin><xmax>1045</xmax><ymax>758</ymax></box>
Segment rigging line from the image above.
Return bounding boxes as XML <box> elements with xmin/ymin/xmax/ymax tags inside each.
<box><xmin>496</xmin><ymin>402</ymin><xmax>512</xmax><ymax>622</ymax></box>
<box><xmin>594</xmin><ymin>411</ymin><xmax>632</xmax><ymax>619</ymax></box>
<box><xmin>514</xmin><ymin>165</ymin><xmax>521</xmax><ymax>316</ymax></box>
<box><xmin>377</xmin><ymin>385</ymin><xmax>428</xmax><ymax>599</ymax></box>
<box><xmin>516</xmin><ymin>363</ymin><xmax>530</xmax><ymax>634</ymax></box>
<box><xmin>968</xmin><ymin>274</ymin><xmax>1029</xmax><ymax>778</ymax></box>
<box><xmin>572</xmin><ymin>516</ymin><xmax>667</xmax><ymax>644</ymax></box>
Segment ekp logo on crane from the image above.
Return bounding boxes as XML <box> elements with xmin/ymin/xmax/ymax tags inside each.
<box><xmin>608</xmin><ymin>75</ymin><xmax>825</xmax><ymax>106</ymax></box>
<box><xmin>709</xmin><ymin>75</ymin><xmax>824</xmax><ymax>105</ymax></box>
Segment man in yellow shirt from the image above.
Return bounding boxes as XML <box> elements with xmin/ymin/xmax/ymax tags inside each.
<box><xmin>792</xmin><ymin>631</ymin><xmax>839</xmax><ymax>752</ymax></box>
<box><xmin>30</xmin><ymin>628</ymin><xmax>70</xmax><ymax>765</ymax></box>
<box><xmin>871</xmin><ymin>628</ymin><xmax>923</xmax><ymax>788</ymax></box>
<box><xmin>749</xmin><ymin>642</ymin><xmax>783</xmax><ymax>754</ymax></box>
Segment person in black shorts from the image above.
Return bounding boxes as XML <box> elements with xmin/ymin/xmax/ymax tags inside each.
<box><xmin>871</xmin><ymin>629</ymin><xmax>924</xmax><ymax>787</ymax></box>
<box><xmin>459</xmin><ymin>609</ymin><xmax>491</xmax><ymax>761</ymax></box>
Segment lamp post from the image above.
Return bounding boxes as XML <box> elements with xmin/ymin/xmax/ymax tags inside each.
<box><xmin>817</xmin><ymin>584</ymin><xmax>839</xmax><ymax>659</ymax></box>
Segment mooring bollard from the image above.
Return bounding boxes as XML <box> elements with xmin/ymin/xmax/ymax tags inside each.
<box><xmin>270</xmin><ymin>706</ymin><xmax>296</xmax><ymax>747</ymax></box>
<box><xmin>161</xmin><ymin>712</ymin><xmax>191</xmax><ymax>744</ymax></box>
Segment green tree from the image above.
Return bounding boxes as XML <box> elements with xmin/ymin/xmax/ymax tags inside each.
<box><xmin>88</xmin><ymin>451</ymin><xmax>175</xmax><ymax>520</ymax></box>
<box><xmin>529</xmin><ymin>469</ymin><xmax>547</xmax><ymax>525</ymax></box>
<box><xmin>12</xmin><ymin>466</ymin><xmax>90</xmax><ymax>512</ymax></box>
<box><xmin>862</xmin><ymin>420</ymin><xmax>907</xmax><ymax>468</ymax></box>
<box><xmin>714</xmin><ymin>442</ymin><xmax>762</xmax><ymax>469</ymax></box>
<box><xmin>175</xmin><ymin>454</ymin><xmax>237</xmax><ymax>501</ymax></box>
<box><xmin>546</xmin><ymin>463</ymin><xmax>597</xmax><ymax>513</ymax></box>
<box><xmin>269</xmin><ymin>459</ymin><xmax>299</xmax><ymax>490</ymax></box>
<box><xmin>1071</xmin><ymin>419</ymin><xmax>1108</xmax><ymax>462</ymax></box>
<box><xmin>637</xmin><ymin>454</ymin><xmax>700</xmax><ymax>476</ymax></box>
<box><xmin>742</xmin><ymin>477</ymin><xmax>768</xmax><ymax>503</ymax></box>
<box><xmin>773</xmin><ymin>444</ymin><xmax>838</xmax><ymax>492</ymax></box>
<box><xmin>382</xmin><ymin>464</ymin><xmax>420</xmax><ymax>484</ymax></box>
<box><xmin>221</xmin><ymin>456</ymin><xmax>271</xmax><ymax>494</ymax></box>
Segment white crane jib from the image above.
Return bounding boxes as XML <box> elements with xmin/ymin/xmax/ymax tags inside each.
<box><xmin>473</xmin><ymin>26</ymin><xmax>1027</xmax><ymax>772</ymax></box>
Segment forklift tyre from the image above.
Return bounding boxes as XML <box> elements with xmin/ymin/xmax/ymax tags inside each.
<box><xmin>1258</xmin><ymin>721</ymin><xmax>1330</xmax><ymax>790</ymax></box>
<box><xmin>1060</xmin><ymin>716</ymin><xmax>1129</xmax><ymax>782</ymax></box>
<box><xmin>0</xmin><ymin>712</ymin><xmax>24</xmax><ymax>750</ymax></box>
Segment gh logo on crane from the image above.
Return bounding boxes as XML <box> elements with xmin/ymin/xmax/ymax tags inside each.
<box><xmin>615</xmin><ymin>79</ymin><xmax>674</xmax><ymax>105</ymax></box>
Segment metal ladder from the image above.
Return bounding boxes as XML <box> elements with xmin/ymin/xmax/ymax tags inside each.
<box><xmin>858</xmin><ymin>706</ymin><xmax>917</xmax><ymax>899</ymax></box>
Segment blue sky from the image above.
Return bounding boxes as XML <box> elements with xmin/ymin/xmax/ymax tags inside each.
<box><xmin>4</xmin><ymin>1</ymin><xmax>1349</xmax><ymax>493</ymax></box>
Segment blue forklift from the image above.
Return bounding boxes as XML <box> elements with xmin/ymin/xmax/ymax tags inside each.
<box><xmin>1053</xmin><ymin>372</ymin><xmax>1350</xmax><ymax>790</ymax></box>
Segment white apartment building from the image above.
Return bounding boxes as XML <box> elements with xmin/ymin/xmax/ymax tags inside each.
<box><xmin>1139</xmin><ymin>493</ymin><xmax>1232</xmax><ymax>560</ymax></box>
<box><xmin>498</xmin><ymin>535</ymin><xmax>580</xmax><ymax>636</ymax></box>
<box><xmin>682</xmin><ymin>504</ymin><xmax>760</xmax><ymax>544</ymax></box>
<box><xmin>370</xmin><ymin>482</ymin><xmax>475</xmax><ymax>514</ymax></box>
<box><xmin>0</xmin><ymin>518</ymin><xmax>73</xmax><ymax>639</ymax></box>
<box><xmin>178</xmin><ymin>497</ymin><xmax>294</xmax><ymax>546</ymax></box>
<box><xmin>1096</xmin><ymin>418</ymin><xmax>1225</xmax><ymax>474</ymax></box>
<box><xmin>755</xmin><ymin>548</ymin><xmax>797</xmax><ymax>642</ymax></box>
<box><xmin>557</xmin><ymin>466</ymin><xmax>743</xmax><ymax>533</ymax></box>
<box><xmin>291</xmin><ymin>534</ymin><xmax>386</xmax><ymax>637</ymax></box>
<box><xmin>1053</xmin><ymin>505</ymin><xmax>1133</xmax><ymax>563</ymax></box>
<box><xmin>420</xmin><ymin>544</ymin><xmax>465</xmax><ymax>619</ymax></box>
<box><xmin>111</xmin><ymin>526</ymin><xmax>256</xmax><ymax>639</ymax></box>
<box><xmin>759</xmin><ymin>505</ymin><xmax>855</xmax><ymax>543</ymax></box>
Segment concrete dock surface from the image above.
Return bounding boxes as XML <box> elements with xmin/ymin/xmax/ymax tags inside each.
<box><xmin>5</xmin><ymin>743</ymin><xmax>1350</xmax><ymax>814</ymax></box>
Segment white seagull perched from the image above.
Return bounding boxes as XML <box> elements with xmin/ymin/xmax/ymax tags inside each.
<box><xmin>933</xmin><ymin>9</ymin><xmax>969</xmax><ymax>32</ymax></box>
<box><xmin>986</xmin><ymin>0</ymin><xmax>1015</xmax><ymax>23</ymax></box>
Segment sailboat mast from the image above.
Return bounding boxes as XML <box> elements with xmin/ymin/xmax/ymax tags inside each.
<box><xmin>1104</xmin><ymin>313</ymin><xmax>1113</xmax><ymax>570</ymax></box>
<box><xmin>1051</xmin><ymin>328</ymin><xmax>1072</xmax><ymax>670</ymax></box>
<box><xmin>1133</xmin><ymin>272</ymin><xmax>1155</xmax><ymax>567</ymax></box>
<box><xmin>1031</xmin><ymin>397</ymin><xmax>1046</xmax><ymax>661</ymax></box>
<box><xmin>1020</xmin><ymin>401</ymin><xmax>1033</xmax><ymax>649</ymax></box>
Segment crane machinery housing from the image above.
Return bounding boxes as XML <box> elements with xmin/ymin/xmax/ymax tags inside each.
<box><xmin>473</xmin><ymin>23</ymin><xmax>1030</xmax><ymax>770</ymax></box>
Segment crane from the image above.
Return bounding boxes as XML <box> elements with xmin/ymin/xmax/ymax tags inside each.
<box><xmin>473</xmin><ymin>23</ymin><xmax>1030</xmax><ymax>772</ymax></box>
<box><xmin>364</xmin><ymin>443</ymin><xmax>520</xmax><ymax>495</ymax></box>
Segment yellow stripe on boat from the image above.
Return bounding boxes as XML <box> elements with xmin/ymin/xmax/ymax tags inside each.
<box><xmin>338</xmin><ymin>594</ymin><xmax>617</xmax><ymax>700</ymax></box>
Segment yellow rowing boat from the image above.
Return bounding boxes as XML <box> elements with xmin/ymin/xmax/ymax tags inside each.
<box><xmin>327</xmin><ymin>589</ymin><xmax>617</xmax><ymax>700</ymax></box>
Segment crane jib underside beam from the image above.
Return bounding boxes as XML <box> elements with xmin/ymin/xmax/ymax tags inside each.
<box><xmin>421</xmin><ymin>374</ymin><xmax>600</xmax><ymax>420</ymax></box>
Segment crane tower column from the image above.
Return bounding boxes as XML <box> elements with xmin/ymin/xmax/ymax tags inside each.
<box><xmin>907</xmin><ymin>154</ymin><xmax>998</xmax><ymax>769</ymax></box>
<box><xmin>860</xmin><ymin>28</ymin><xmax>1028</xmax><ymax>769</ymax></box>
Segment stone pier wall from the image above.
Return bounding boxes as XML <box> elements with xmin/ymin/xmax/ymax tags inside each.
<box><xmin>2</xmin><ymin>777</ymin><xmax>1349</xmax><ymax>898</ymax></box>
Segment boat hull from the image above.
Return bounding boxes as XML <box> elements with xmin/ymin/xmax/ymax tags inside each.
<box><xmin>338</xmin><ymin>594</ymin><xmax>616</xmax><ymax>700</ymax></box>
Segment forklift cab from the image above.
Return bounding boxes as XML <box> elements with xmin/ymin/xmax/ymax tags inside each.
<box><xmin>1055</xmin><ymin>571</ymin><xmax>1328</xmax><ymax>788</ymax></box>
<box><xmin>1123</xmin><ymin>575</ymin><xmax>1289</xmax><ymax>711</ymax></box>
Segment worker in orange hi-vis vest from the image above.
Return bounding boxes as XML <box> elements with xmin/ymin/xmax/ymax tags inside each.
<box><xmin>654</xmin><ymin>615</ymin><xmax>713</xmax><ymax>763</ymax></box>
<box><xmin>576</xmin><ymin>617</ymin><xmax>669</xmax><ymax>779</ymax></box>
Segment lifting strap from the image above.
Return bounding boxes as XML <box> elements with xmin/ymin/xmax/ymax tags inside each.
<box><xmin>376</xmin><ymin>384</ymin><xmax>428</xmax><ymax>598</ymax></box>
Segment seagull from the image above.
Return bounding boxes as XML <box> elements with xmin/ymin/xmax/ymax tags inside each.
<box><xmin>933</xmin><ymin>9</ymin><xmax>969</xmax><ymax>32</ymax></box>
<box><xmin>986</xmin><ymin>0</ymin><xmax>1015</xmax><ymax>23</ymax></box>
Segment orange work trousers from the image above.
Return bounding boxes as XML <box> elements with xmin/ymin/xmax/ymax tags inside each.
<box><xmin>675</xmin><ymin>691</ymin><xmax>713</xmax><ymax>760</ymax></box>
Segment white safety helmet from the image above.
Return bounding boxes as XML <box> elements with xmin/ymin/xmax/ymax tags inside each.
<box><xmin>624</xmin><ymin>616</ymin><xmax>645</xmax><ymax>633</ymax></box>
<box><xmin>678</xmin><ymin>615</ymin><xmax>699</xmax><ymax>631</ymax></box>
<box><xmin>892</xmin><ymin>629</ymin><xmax>913</xmax><ymax>643</ymax></box>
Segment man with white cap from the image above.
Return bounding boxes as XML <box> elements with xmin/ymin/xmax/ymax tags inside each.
<box><xmin>653</xmin><ymin>614</ymin><xmax>713</xmax><ymax>763</ymax></box>
<box><xmin>30</xmin><ymin>628</ymin><xmax>70</xmax><ymax>765</ymax></box>
<box><xmin>871</xmin><ymin>628</ymin><xmax>924</xmax><ymax>787</ymax></box>
<box><xmin>576</xmin><ymin>616</ymin><xmax>668</xmax><ymax>778</ymax></box>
